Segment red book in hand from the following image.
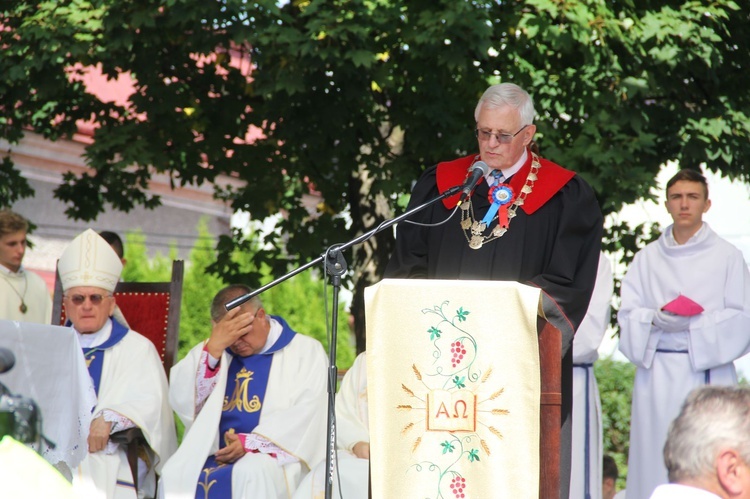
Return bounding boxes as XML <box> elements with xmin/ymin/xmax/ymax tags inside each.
<box><xmin>661</xmin><ymin>295</ymin><xmax>704</xmax><ymax>317</ymax></box>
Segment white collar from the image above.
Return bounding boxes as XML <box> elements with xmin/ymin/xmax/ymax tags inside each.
<box><xmin>258</xmin><ymin>317</ymin><xmax>282</xmax><ymax>354</ymax></box>
<box><xmin>484</xmin><ymin>149</ymin><xmax>528</xmax><ymax>182</ymax></box>
<box><xmin>0</xmin><ymin>263</ymin><xmax>24</xmax><ymax>276</ymax></box>
<box><xmin>75</xmin><ymin>319</ymin><xmax>113</xmax><ymax>348</ymax></box>
<box><xmin>665</xmin><ymin>222</ymin><xmax>707</xmax><ymax>247</ymax></box>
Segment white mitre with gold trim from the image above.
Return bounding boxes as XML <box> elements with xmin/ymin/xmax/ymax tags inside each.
<box><xmin>58</xmin><ymin>229</ymin><xmax>123</xmax><ymax>292</ymax></box>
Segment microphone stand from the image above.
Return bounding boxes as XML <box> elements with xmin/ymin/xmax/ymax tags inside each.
<box><xmin>225</xmin><ymin>184</ymin><xmax>462</xmax><ymax>499</ymax></box>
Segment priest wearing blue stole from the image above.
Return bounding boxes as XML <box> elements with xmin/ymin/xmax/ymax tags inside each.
<box><xmin>58</xmin><ymin>229</ymin><xmax>177</xmax><ymax>498</ymax></box>
<box><xmin>160</xmin><ymin>284</ymin><xmax>328</xmax><ymax>499</ymax></box>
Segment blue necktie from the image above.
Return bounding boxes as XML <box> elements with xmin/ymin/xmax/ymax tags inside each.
<box><xmin>489</xmin><ymin>170</ymin><xmax>505</xmax><ymax>187</ymax></box>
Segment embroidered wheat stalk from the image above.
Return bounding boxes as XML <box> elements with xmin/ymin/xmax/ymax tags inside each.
<box><xmin>488</xmin><ymin>426</ymin><xmax>504</xmax><ymax>440</ymax></box>
<box><xmin>412</xmin><ymin>364</ymin><xmax>422</xmax><ymax>381</ymax></box>
<box><xmin>412</xmin><ymin>437</ymin><xmax>422</xmax><ymax>452</ymax></box>
<box><xmin>480</xmin><ymin>439</ymin><xmax>491</xmax><ymax>456</ymax></box>
<box><xmin>402</xmin><ymin>384</ymin><xmax>416</xmax><ymax>397</ymax></box>
<box><xmin>488</xmin><ymin>388</ymin><xmax>505</xmax><ymax>400</ymax></box>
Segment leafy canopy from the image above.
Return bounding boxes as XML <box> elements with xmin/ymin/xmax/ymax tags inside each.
<box><xmin>2</xmin><ymin>1</ymin><xmax>748</xmax><ymax>345</ymax></box>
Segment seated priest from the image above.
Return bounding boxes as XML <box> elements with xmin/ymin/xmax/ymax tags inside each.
<box><xmin>58</xmin><ymin>229</ymin><xmax>177</xmax><ymax>498</ymax></box>
<box><xmin>293</xmin><ymin>351</ymin><xmax>370</xmax><ymax>499</ymax></box>
<box><xmin>159</xmin><ymin>284</ymin><xmax>328</xmax><ymax>499</ymax></box>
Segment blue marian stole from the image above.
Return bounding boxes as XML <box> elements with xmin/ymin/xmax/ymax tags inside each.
<box><xmin>80</xmin><ymin>318</ymin><xmax>129</xmax><ymax>396</ymax></box>
<box><xmin>195</xmin><ymin>316</ymin><xmax>296</xmax><ymax>499</ymax></box>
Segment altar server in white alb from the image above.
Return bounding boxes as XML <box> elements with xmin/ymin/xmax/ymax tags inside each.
<box><xmin>0</xmin><ymin>210</ymin><xmax>52</xmax><ymax>323</ymax></box>
<box><xmin>570</xmin><ymin>252</ymin><xmax>613</xmax><ymax>499</ymax></box>
<box><xmin>293</xmin><ymin>351</ymin><xmax>370</xmax><ymax>499</ymax></box>
<box><xmin>58</xmin><ymin>228</ymin><xmax>177</xmax><ymax>498</ymax></box>
<box><xmin>160</xmin><ymin>284</ymin><xmax>328</xmax><ymax>499</ymax></box>
<box><xmin>618</xmin><ymin>168</ymin><xmax>750</xmax><ymax>499</ymax></box>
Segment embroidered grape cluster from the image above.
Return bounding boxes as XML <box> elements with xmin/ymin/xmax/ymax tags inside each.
<box><xmin>450</xmin><ymin>476</ymin><xmax>466</xmax><ymax>498</ymax></box>
<box><xmin>450</xmin><ymin>340</ymin><xmax>467</xmax><ymax>368</ymax></box>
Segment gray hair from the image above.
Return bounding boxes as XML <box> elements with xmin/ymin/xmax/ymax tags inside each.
<box><xmin>210</xmin><ymin>284</ymin><xmax>262</xmax><ymax>322</ymax></box>
<box><xmin>664</xmin><ymin>385</ymin><xmax>750</xmax><ymax>483</ymax></box>
<box><xmin>474</xmin><ymin>83</ymin><xmax>536</xmax><ymax>125</ymax></box>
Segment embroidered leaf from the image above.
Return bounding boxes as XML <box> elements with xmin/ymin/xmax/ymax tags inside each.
<box><xmin>456</xmin><ymin>307</ymin><xmax>470</xmax><ymax>322</ymax></box>
<box><xmin>428</xmin><ymin>326</ymin><xmax>441</xmax><ymax>340</ymax></box>
<box><xmin>453</xmin><ymin>375</ymin><xmax>466</xmax><ymax>389</ymax></box>
<box><xmin>441</xmin><ymin>440</ymin><xmax>455</xmax><ymax>454</ymax></box>
<box><xmin>468</xmin><ymin>449</ymin><xmax>480</xmax><ymax>462</ymax></box>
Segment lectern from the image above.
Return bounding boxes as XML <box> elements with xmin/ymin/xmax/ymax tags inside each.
<box><xmin>365</xmin><ymin>279</ymin><xmax>562</xmax><ymax>499</ymax></box>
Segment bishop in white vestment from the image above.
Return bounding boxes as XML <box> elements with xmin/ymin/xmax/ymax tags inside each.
<box><xmin>58</xmin><ymin>229</ymin><xmax>177</xmax><ymax>499</ymax></box>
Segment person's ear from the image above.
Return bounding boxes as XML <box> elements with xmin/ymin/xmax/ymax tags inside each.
<box><xmin>716</xmin><ymin>448</ymin><xmax>746</xmax><ymax>495</ymax></box>
<box><xmin>602</xmin><ymin>476</ymin><xmax>615</xmax><ymax>492</ymax></box>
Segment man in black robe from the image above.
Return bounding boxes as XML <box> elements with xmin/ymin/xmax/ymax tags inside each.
<box><xmin>384</xmin><ymin>82</ymin><xmax>603</xmax><ymax>499</ymax></box>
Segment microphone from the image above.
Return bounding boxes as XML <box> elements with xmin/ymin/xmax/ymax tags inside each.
<box><xmin>459</xmin><ymin>161</ymin><xmax>490</xmax><ymax>202</ymax></box>
<box><xmin>0</xmin><ymin>348</ymin><xmax>15</xmax><ymax>374</ymax></box>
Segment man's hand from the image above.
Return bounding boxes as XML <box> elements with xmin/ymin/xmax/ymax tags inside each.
<box><xmin>205</xmin><ymin>307</ymin><xmax>254</xmax><ymax>359</ymax></box>
<box><xmin>653</xmin><ymin>310</ymin><xmax>690</xmax><ymax>333</ymax></box>
<box><xmin>214</xmin><ymin>430</ymin><xmax>247</xmax><ymax>464</ymax></box>
<box><xmin>352</xmin><ymin>441</ymin><xmax>370</xmax><ymax>460</ymax></box>
<box><xmin>88</xmin><ymin>415</ymin><xmax>112</xmax><ymax>453</ymax></box>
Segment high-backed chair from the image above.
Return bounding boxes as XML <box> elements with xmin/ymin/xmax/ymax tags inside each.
<box><xmin>52</xmin><ymin>259</ymin><xmax>184</xmax><ymax>494</ymax></box>
<box><xmin>52</xmin><ymin>260</ymin><xmax>184</xmax><ymax>378</ymax></box>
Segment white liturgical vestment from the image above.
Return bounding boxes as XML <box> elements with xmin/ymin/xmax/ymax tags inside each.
<box><xmin>618</xmin><ymin>223</ymin><xmax>750</xmax><ymax>499</ymax></box>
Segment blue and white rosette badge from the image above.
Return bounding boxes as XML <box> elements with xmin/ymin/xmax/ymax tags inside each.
<box><xmin>481</xmin><ymin>184</ymin><xmax>515</xmax><ymax>228</ymax></box>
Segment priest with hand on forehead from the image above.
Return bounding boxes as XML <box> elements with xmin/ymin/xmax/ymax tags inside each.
<box><xmin>58</xmin><ymin>228</ymin><xmax>176</xmax><ymax>499</ymax></box>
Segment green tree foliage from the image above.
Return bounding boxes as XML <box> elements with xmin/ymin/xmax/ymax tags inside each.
<box><xmin>120</xmin><ymin>230</ymin><xmax>174</xmax><ymax>283</ymax></box>
<box><xmin>596</xmin><ymin>357</ymin><xmax>636</xmax><ymax>488</ymax></box>
<box><xmin>1</xmin><ymin>1</ymin><xmax>748</xmax><ymax>347</ymax></box>
<box><xmin>176</xmin><ymin>220</ymin><xmax>226</xmax><ymax>359</ymax></box>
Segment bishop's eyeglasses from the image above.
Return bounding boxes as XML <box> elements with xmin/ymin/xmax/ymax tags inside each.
<box><xmin>65</xmin><ymin>293</ymin><xmax>113</xmax><ymax>305</ymax></box>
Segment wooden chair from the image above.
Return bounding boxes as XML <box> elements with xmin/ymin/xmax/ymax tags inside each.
<box><xmin>52</xmin><ymin>259</ymin><xmax>184</xmax><ymax>494</ymax></box>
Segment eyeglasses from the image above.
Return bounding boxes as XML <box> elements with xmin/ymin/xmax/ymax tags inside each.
<box><xmin>65</xmin><ymin>293</ymin><xmax>112</xmax><ymax>305</ymax></box>
<box><xmin>475</xmin><ymin>125</ymin><xmax>529</xmax><ymax>144</ymax></box>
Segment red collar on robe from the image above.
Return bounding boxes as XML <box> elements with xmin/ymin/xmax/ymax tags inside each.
<box><xmin>436</xmin><ymin>152</ymin><xmax>576</xmax><ymax>215</ymax></box>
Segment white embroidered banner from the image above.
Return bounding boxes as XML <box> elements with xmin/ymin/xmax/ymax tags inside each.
<box><xmin>365</xmin><ymin>279</ymin><xmax>541</xmax><ymax>499</ymax></box>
